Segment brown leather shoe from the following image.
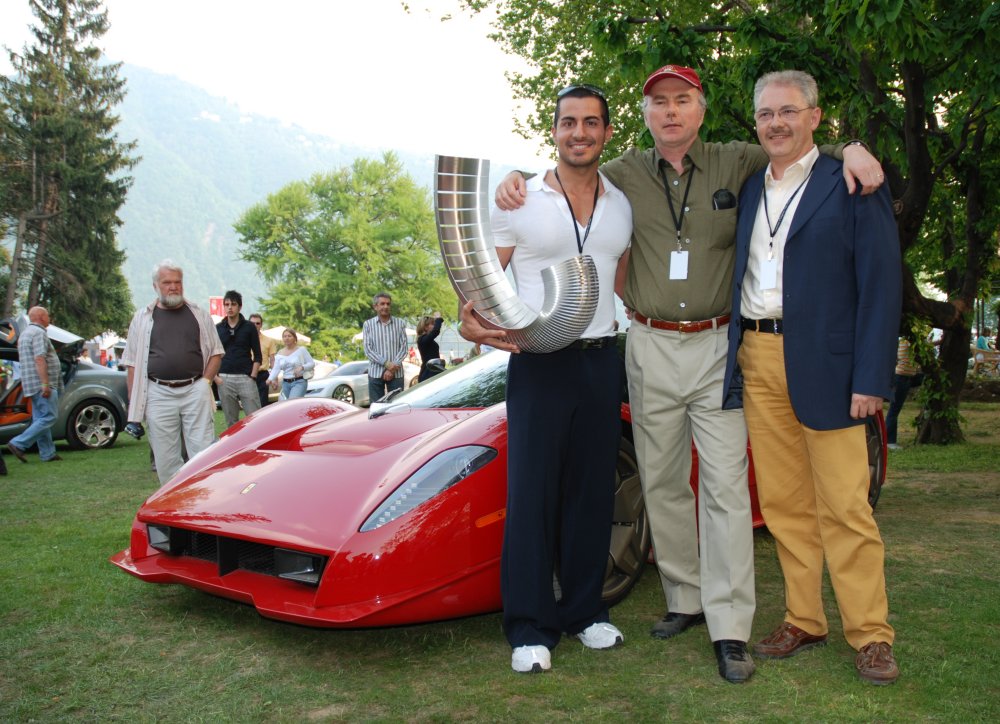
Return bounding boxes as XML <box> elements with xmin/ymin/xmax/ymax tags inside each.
<box><xmin>856</xmin><ymin>641</ymin><xmax>899</xmax><ymax>685</ymax></box>
<box><xmin>7</xmin><ymin>443</ymin><xmax>27</xmax><ymax>463</ymax></box>
<box><xmin>754</xmin><ymin>622</ymin><xmax>828</xmax><ymax>659</ymax></box>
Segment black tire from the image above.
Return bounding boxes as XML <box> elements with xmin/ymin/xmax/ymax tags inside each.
<box><xmin>602</xmin><ymin>437</ymin><xmax>651</xmax><ymax>606</ymax></box>
<box><xmin>865</xmin><ymin>414</ymin><xmax>886</xmax><ymax>509</ymax></box>
<box><xmin>332</xmin><ymin>384</ymin><xmax>355</xmax><ymax>405</ymax></box>
<box><xmin>66</xmin><ymin>399</ymin><xmax>119</xmax><ymax>450</ymax></box>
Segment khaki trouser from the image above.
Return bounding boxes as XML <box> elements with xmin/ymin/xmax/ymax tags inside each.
<box><xmin>739</xmin><ymin>331</ymin><xmax>894</xmax><ymax>648</ymax></box>
<box><xmin>627</xmin><ymin>321</ymin><xmax>755</xmax><ymax>642</ymax></box>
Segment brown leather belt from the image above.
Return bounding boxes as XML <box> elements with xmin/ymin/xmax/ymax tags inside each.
<box><xmin>633</xmin><ymin>312</ymin><xmax>731</xmax><ymax>333</ymax></box>
<box><xmin>148</xmin><ymin>376</ymin><xmax>200</xmax><ymax>388</ymax></box>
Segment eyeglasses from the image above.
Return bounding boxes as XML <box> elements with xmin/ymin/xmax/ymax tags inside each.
<box><xmin>754</xmin><ymin>106</ymin><xmax>814</xmax><ymax>124</ymax></box>
<box><xmin>558</xmin><ymin>83</ymin><xmax>607</xmax><ymax>100</ymax></box>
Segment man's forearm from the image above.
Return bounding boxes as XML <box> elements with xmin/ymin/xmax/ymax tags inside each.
<box><xmin>203</xmin><ymin>355</ymin><xmax>222</xmax><ymax>380</ymax></box>
<box><xmin>34</xmin><ymin>356</ymin><xmax>49</xmax><ymax>386</ymax></box>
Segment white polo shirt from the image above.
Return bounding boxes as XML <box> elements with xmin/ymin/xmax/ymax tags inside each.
<box><xmin>491</xmin><ymin>171</ymin><xmax>632</xmax><ymax>339</ymax></box>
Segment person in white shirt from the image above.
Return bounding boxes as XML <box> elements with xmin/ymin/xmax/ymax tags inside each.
<box><xmin>722</xmin><ymin>70</ymin><xmax>901</xmax><ymax>685</ymax></box>
<box><xmin>267</xmin><ymin>328</ymin><xmax>315</xmax><ymax>400</ymax></box>
<box><xmin>460</xmin><ymin>84</ymin><xmax>632</xmax><ymax>674</ymax></box>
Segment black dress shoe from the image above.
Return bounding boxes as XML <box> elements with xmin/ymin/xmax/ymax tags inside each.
<box><xmin>714</xmin><ymin>640</ymin><xmax>755</xmax><ymax>683</ymax></box>
<box><xmin>650</xmin><ymin>611</ymin><xmax>706</xmax><ymax>639</ymax></box>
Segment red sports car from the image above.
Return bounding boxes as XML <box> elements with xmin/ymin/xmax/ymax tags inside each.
<box><xmin>111</xmin><ymin>346</ymin><xmax>885</xmax><ymax>627</ymax></box>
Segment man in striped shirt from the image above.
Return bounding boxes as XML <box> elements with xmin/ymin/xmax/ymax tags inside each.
<box><xmin>362</xmin><ymin>292</ymin><xmax>408</xmax><ymax>404</ymax></box>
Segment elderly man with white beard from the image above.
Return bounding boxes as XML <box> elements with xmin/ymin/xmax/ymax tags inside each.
<box><xmin>122</xmin><ymin>259</ymin><xmax>223</xmax><ymax>484</ymax></box>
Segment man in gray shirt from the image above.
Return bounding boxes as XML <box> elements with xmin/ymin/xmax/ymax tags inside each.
<box><xmin>7</xmin><ymin>306</ymin><xmax>63</xmax><ymax>464</ymax></box>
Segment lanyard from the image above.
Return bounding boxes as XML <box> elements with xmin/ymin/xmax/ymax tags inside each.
<box><xmin>553</xmin><ymin>168</ymin><xmax>600</xmax><ymax>254</ymax></box>
<box><xmin>762</xmin><ymin>167</ymin><xmax>813</xmax><ymax>258</ymax></box>
<box><xmin>658</xmin><ymin>161</ymin><xmax>695</xmax><ymax>251</ymax></box>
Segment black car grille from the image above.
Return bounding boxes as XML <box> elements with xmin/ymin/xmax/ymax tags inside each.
<box><xmin>151</xmin><ymin>525</ymin><xmax>326</xmax><ymax>582</ymax></box>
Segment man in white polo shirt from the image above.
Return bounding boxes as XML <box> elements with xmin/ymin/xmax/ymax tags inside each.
<box><xmin>461</xmin><ymin>84</ymin><xmax>632</xmax><ymax>674</ymax></box>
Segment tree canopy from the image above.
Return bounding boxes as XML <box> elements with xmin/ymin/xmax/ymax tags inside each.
<box><xmin>234</xmin><ymin>152</ymin><xmax>455</xmax><ymax>359</ymax></box>
<box><xmin>1</xmin><ymin>0</ymin><xmax>137</xmax><ymax>336</ymax></box>
<box><xmin>467</xmin><ymin>0</ymin><xmax>1000</xmax><ymax>443</ymax></box>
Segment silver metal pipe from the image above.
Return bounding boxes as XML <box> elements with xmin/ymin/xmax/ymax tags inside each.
<box><xmin>434</xmin><ymin>155</ymin><xmax>598</xmax><ymax>353</ymax></box>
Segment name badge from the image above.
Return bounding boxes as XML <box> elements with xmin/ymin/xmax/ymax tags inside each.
<box><xmin>669</xmin><ymin>250</ymin><xmax>689</xmax><ymax>280</ymax></box>
<box><xmin>759</xmin><ymin>258</ymin><xmax>778</xmax><ymax>290</ymax></box>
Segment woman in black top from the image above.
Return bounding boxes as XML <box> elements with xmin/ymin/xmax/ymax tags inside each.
<box><xmin>416</xmin><ymin>313</ymin><xmax>444</xmax><ymax>382</ymax></box>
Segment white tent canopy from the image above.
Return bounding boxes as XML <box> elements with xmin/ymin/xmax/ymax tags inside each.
<box><xmin>263</xmin><ymin>326</ymin><xmax>311</xmax><ymax>345</ymax></box>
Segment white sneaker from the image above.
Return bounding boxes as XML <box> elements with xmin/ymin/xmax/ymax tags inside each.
<box><xmin>511</xmin><ymin>645</ymin><xmax>551</xmax><ymax>673</ymax></box>
<box><xmin>577</xmin><ymin>622</ymin><xmax>624</xmax><ymax>649</ymax></box>
<box><xmin>887</xmin><ymin>443</ymin><xmax>902</xmax><ymax>451</ymax></box>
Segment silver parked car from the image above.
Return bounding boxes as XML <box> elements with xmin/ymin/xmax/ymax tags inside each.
<box><xmin>0</xmin><ymin>316</ymin><xmax>128</xmax><ymax>450</ymax></box>
<box><xmin>303</xmin><ymin>360</ymin><xmax>419</xmax><ymax>407</ymax></box>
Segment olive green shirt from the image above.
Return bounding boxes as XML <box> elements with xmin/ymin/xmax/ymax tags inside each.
<box><xmin>602</xmin><ymin>139</ymin><xmax>843</xmax><ymax>322</ymax></box>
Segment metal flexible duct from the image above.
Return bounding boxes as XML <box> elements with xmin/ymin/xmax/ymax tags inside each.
<box><xmin>434</xmin><ymin>155</ymin><xmax>599</xmax><ymax>353</ymax></box>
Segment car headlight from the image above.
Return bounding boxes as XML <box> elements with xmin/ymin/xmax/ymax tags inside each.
<box><xmin>360</xmin><ymin>445</ymin><xmax>497</xmax><ymax>532</ymax></box>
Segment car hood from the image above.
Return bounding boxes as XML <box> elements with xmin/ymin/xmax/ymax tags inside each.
<box><xmin>138</xmin><ymin>405</ymin><xmax>501</xmax><ymax>552</ymax></box>
<box><xmin>0</xmin><ymin>315</ymin><xmax>85</xmax><ymax>361</ymax></box>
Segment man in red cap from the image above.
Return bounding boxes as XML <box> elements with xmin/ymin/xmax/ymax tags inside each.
<box><xmin>495</xmin><ymin>63</ymin><xmax>886</xmax><ymax>683</ymax></box>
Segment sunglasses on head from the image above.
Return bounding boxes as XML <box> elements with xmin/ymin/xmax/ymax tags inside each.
<box><xmin>558</xmin><ymin>83</ymin><xmax>607</xmax><ymax>100</ymax></box>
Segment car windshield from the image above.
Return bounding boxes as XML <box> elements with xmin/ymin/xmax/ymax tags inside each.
<box><xmin>329</xmin><ymin>361</ymin><xmax>367</xmax><ymax>377</ymax></box>
<box><xmin>391</xmin><ymin>351</ymin><xmax>509</xmax><ymax>410</ymax></box>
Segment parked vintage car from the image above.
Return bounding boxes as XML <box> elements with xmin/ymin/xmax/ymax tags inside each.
<box><xmin>111</xmin><ymin>346</ymin><xmax>886</xmax><ymax>627</ymax></box>
<box><xmin>0</xmin><ymin>316</ymin><xmax>128</xmax><ymax>450</ymax></box>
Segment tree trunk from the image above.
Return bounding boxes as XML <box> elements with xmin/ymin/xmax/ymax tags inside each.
<box><xmin>3</xmin><ymin>213</ymin><xmax>28</xmax><ymax>318</ymax></box>
<box><xmin>916</xmin><ymin>327</ymin><xmax>969</xmax><ymax>444</ymax></box>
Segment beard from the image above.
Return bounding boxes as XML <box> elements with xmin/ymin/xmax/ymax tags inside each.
<box><xmin>158</xmin><ymin>292</ymin><xmax>184</xmax><ymax>308</ymax></box>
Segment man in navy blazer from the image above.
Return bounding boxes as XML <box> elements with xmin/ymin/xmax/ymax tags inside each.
<box><xmin>721</xmin><ymin>71</ymin><xmax>902</xmax><ymax>685</ymax></box>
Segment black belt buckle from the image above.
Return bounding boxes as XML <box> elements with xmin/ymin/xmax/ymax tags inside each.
<box><xmin>568</xmin><ymin>337</ymin><xmax>612</xmax><ymax>350</ymax></box>
<box><xmin>741</xmin><ymin>318</ymin><xmax>782</xmax><ymax>335</ymax></box>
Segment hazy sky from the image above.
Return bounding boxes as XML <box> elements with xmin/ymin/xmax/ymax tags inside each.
<box><xmin>1</xmin><ymin>0</ymin><xmax>552</xmax><ymax>166</ymax></box>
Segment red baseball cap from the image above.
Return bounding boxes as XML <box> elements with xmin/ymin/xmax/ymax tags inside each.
<box><xmin>642</xmin><ymin>65</ymin><xmax>703</xmax><ymax>95</ymax></box>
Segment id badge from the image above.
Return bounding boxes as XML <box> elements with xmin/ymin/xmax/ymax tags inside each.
<box><xmin>759</xmin><ymin>258</ymin><xmax>778</xmax><ymax>290</ymax></box>
<box><xmin>669</xmin><ymin>250</ymin><xmax>689</xmax><ymax>280</ymax></box>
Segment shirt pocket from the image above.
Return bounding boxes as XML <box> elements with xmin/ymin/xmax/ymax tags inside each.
<box><xmin>687</xmin><ymin>208</ymin><xmax>738</xmax><ymax>250</ymax></box>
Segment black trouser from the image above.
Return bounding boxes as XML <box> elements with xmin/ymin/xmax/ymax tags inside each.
<box><xmin>501</xmin><ymin>344</ymin><xmax>622</xmax><ymax>649</ymax></box>
<box><xmin>256</xmin><ymin>373</ymin><xmax>271</xmax><ymax>408</ymax></box>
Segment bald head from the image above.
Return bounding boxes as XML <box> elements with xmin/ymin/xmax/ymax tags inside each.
<box><xmin>27</xmin><ymin>307</ymin><xmax>50</xmax><ymax>327</ymax></box>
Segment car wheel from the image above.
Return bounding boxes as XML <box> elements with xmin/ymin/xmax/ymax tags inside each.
<box><xmin>66</xmin><ymin>399</ymin><xmax>119</xmax><ymax>450</ymax></box>
<box><xmin>601</xmin><ymin>437</ymin><xmax>650</xmax><ymax>605</ymax></box>
<box><xmin>551</xmin><ymin>437</ymin><xmax>649</xmax><ymax>608</ymax></box>
<box><xmin>865</xmin><ymin>414</ymin><xmax>886</xmax><ymax>509</ymax></box>
<box><xmin>332</xmin><ymin>384</ymin><xmax>355</xmax><ymax>405</ymax></box>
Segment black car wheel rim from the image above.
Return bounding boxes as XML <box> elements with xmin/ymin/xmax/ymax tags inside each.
<box><xmin>333</xmin><ymin>385</ymin><xmax>354</xmax><ymax>405</ymax></box>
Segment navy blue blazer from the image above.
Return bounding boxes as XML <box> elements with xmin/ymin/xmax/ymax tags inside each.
<box><xmin>721</xmin><ymin>153</ymin><xmax>901</xmax><ymax>430</ymax></box>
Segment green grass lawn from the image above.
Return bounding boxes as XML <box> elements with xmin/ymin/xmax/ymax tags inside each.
<box><xmin>1</xmin><ymin>405</ymin><xmax>998</xmax><ymax>722</ymax></box>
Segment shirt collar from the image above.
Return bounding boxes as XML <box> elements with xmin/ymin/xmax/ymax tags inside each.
<box><xmin>528</xmin><ymin>169</ymin><xmax>620</xmax><ymax>198</ymax></box>
<box><xmin>765</xmin><ymin>145</ymin><xmax>820</xmax><ymax>185</ymax></box>
<box><xmin>652</xmin><ymin>138</ymin><xmax>705</xmax><ymax>175</ymax></box>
